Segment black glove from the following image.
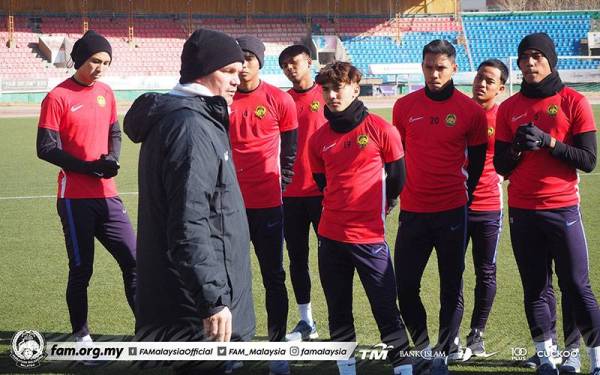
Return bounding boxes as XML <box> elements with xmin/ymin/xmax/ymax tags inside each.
<box><xmin>85</xmin><ymin>155</ymin><xmax>120</xmax><ymax>178</ymax></box>
<box><xmin>515</xmin><ymin>123</ymin><xmax>551</xmax><ymax>151</ymax></box>
<box><xmin>281</xmin><ymin>169</ymin><xmax>294</xmax><ymax>191</ymax></box>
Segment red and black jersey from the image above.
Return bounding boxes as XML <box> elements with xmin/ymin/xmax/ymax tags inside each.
<box><xmin>308</xmin><ymin>113</ymin><xmax>404</xmax><ymax>244</ymax></box>
<box><xmin>38</xmin><ymin>78</ymin><xmax>118</xmax><ymax>199</ymax></box>
<box><xmin>495</xmin><ymin>87</ymin><xmax>596</xmax><ymax>209</ymax></box>
<box><xmin>470</xmin><ymin>104</ymin><xmax>502</xmax><ymax>212</ymax></box>
<box><xmin>229</xmin><ymin>81</ymin><xmax>298</xmax><ymax>208</ymax></box>
<box><xmin>393</xmin><ymin>89</ymin><xmax>488</xmax><ymax>213</ymax></box>
<box><xmin>284</xmin><ymin>84</ymin><xmax>326</xmax><ymax>198</ymax></box>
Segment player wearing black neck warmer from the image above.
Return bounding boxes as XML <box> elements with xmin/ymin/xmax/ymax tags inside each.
<box><xmin>494</xmin><ymin>32</ymin><xmax>600</xmax><ymax>375</ymax></box>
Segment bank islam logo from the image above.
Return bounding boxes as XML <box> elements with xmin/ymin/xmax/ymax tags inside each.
<box><xmin>10</xmin><ymin>330</ymin><xmax>46</xmax><ymax>368</ymax></box>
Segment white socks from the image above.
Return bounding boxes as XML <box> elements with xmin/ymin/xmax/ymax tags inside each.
<box><xmin>299</xmin><ymin>302</ymin><xmax>314</xmax><ymax>326</ymax></box>
<box><xmin>535</xmin><ymin>339</ymin><xmax>556</xmax><ymax>368</ymax></box>
<box><xmin>393</xmin><ymin>364</ymin><xmax>413</xmax><ymax>375</ymax></box>
<box><xmin>588</xmin><ymin>346</ymin><xmax>600</xmax><ymax>370</ymax></box>
<box><xmin>337</xmin><ymin>357</ymin><xmax>356</xmax><ymax>375</ymax></box>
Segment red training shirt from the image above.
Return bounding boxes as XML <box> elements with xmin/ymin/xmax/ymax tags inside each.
<box><xmin>470</xmin><ymin>104</ymin><xmax>502</xmax><ymax>212</ymax></box>
<box><xmin>229</xmin><ymin>81</ymin><xmax>298</xmax><ymax>208</ymax></box>
<box><xmin>495</xmin><ymin>87</ymin><xmax>596</xmax><ymax>210</ymax></box>
<box><xmin>38</xmin><ymin>78</ymin><xmax>118</xmax><ymax>199</ymax></box>
<box><xmin>392</xmin><ymin>88</ymin><xmax>488</xmax><ymax>213</ymax></box>
<box><xmin>284</xmin><ymin>84</ymin><xmax>326</xmax><ymax>198</ymax></box>
<box><xmin>309</xmin><ymin>113</ymin><xmax>404</xmax><ymax>244</ymax></box>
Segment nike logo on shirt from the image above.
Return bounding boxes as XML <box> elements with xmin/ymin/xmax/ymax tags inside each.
<box><xmin>511</xmin><ymin>113</ymin><xmax>527</xmax><ymax>122</ymax></box>
<box><xmin>71</xmin><ymin>104</ymin><xmax>84</xmax><ymax>112</ymax></box>
<box><xmin>323</xmin><ymin>143</ymin><xmax>336</xmax><ymax>152</ymax></box>
<box><xmin>409</xmin><ymin>116</ymin><xmax>424</xmax><ymax>124</ymax></box>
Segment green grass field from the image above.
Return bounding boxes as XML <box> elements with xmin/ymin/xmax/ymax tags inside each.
<box><xmin>1</xmin><ymin>106</ymin><xmax>600</xmax><ymax>374</ymax></box>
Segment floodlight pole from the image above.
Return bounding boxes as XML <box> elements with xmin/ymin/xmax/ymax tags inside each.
<box><xmin>187</xmin><ymin>0</ymin><xmax>193</xmax><ymax>36</ymax></box>
<box><xmin>7</xmin><ymin>0</ymin><xmax>15</xmax><ymax>48</ymax></box>
<box><xmin>128</xmin><ymin>0</ymin><xmax>134</xmax><ymax>44</ymax></box>
<box><xmin>81</xmin><ymin>0</ymin><xmax>89</xmax><ymax>34</ymax></box>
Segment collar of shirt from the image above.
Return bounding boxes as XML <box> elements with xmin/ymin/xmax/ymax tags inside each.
<box><xmin>169</xmin><ymin>82</ymin><xmax>232</xmax><ymax>113</ymax></box>
<box><xmin>169</xmin><ymin>82</ymin><xmax>214</xmax><ymax>97</ymax></box>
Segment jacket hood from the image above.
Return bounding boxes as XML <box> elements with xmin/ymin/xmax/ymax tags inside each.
<box><xmin>124</xmin><ymin>92</ymin><xmax>229</xmax><ymax>143</ymax></box>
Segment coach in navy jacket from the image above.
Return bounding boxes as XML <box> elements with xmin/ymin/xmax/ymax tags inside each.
<box><xmin>124</xmin><ymin>29</ymin><xmax>255</xmax><ymax>373</ymax></box>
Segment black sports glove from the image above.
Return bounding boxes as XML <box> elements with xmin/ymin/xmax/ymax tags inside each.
<box><xmin>515</xmin><ymin>123</ymin><xmax>552</xmax><ymax>151</ymax></box>
<box><xmin>281</xmin><ymin>169</ymin><xmax>294</xmax><ymax>191</ymax></box>
<box><xmin>85</xmin><ymin>155</ymin><xmax>120</xmax><ymax>178</ymax></box>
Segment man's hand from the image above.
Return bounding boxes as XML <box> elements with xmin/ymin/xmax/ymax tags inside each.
<box><xmin>281</xmin><ymin>169</ymin><xmax>294</xmax><ymax>191</ymax></box>
<box><xmin>203</xmin><ymin>306</ymin><xmax>232</xmax><ymax>342</ymax></box>
<box><xmin>386</xmin><ymin>198</ymin><xmax>398</xmax><ymax>216</ymax></box>
<box><xmin>515</xmin><ymin>123</ymin><xmax>552</xmax><ymax>151</ymax></box>
<box><xmin>85</xmin><ymin>155</ymin><xmax>120</xmax><ymax>178</ymax></box>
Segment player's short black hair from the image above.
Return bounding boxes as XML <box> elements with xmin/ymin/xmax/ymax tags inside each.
<box><xmin>477</xmin><ymin>59</ymin><xmax>509</xmax><ymax>84</ymax></box>
<box><xmin>278</xmin><ymin>44</ymin><xmax>311</xmax><ymax>68</ymax></box>
<box><xmin>422</xmin><ymin>39</ymin><xmax>456</xmax><ymax>61</ymax></box>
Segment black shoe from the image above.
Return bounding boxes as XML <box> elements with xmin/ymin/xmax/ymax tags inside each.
<box><xmin>466</xmin><ymin>329</ymin><xmax>485</xmax><ymax>356</ymax></box>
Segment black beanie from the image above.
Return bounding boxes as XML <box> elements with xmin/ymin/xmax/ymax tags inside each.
<box><xmin>278</xmin><ymin>44</ymin><xmax>311</xmax><ymax>68</ymax></box>
<box><xmin>237</xmin><ymin>36</ymin><xmax>265</xmax><ymax>69</ymax></box>
<box><xmin>180</xmin><ymin>28</ymin><xmax>244</xmax><ymax>84</ymax></box>
<box><xmin>71</xmin><ymin>30</ymin><xmax>112</xmax><ymax>69</ymax></box>
<box><xmin>518</xmin><ymin>32</ymin><xmax>558</xmax><ymax>69</ymax></box>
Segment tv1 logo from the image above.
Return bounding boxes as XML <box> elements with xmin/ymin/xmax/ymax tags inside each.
<box><xmin>511</xmin><ymin>347</ymin><xmax>528</xmax><ymax>361</ymax></box>
<box><xmin>358</xmin><ymin>343</ymin><xmax>393</xmax><ymax>360</ymax></box>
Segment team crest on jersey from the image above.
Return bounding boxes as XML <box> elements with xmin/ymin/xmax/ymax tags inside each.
<box><xmin>255</xmin><ymin>105</ymin><xmax>267</xmax><ymax>119</ymax></box>
<box><xmin>445</xmin><ymin>114</ymin><xmax>457</xmax><ymax>127</ymax></box>
<box><xmin>97</xmin><ymin>95</ymin><xmax>106</xmax><ymax>107</ymax></box>
<box><xmin>547</xmin><ymin>104</ymin><xmax>559</xmax><ymax>116</ymax></box>
<box><xmin>310</xmin><ymin>101</ymin><xmax>320</xmax><ymax>112</ymax></box>
<box><xmin>357</xmin><ymin>134</ymin><xmax>369</xmax><ymax>149</ymax></box>
<box><xmin>488</xmin><ymin>127</ymin><xmax>494</xmax><ymax>137</ymax></box>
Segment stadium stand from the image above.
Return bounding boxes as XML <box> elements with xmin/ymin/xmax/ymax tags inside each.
<box><xmin>0</xmin><ymin>12</ymin><xmax>597</xmax><ymax>81</ymax></box>
<box><xmin>462</xmin><ymin>12</ymin><xmax>598</xmax><ymax>70</ymax></box>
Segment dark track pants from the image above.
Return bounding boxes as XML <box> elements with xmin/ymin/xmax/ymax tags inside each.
<box><xmin>466</xmin><ymin>210</ymin><xmax>501</xmax><ymax>331</ymax></box>
<box><xmin>246</xmin><ymin>206</ymin><xmax>288</xmax><ymax>342</ymax></box>
<box><xmin>509</xmin><ymin>205</ymin><xmax>600</xmax><ymax>347</ymax></box>
<box><xmin>57</xmin><ymin>197</ymin><xmax>137</xmax><ymax>337</ymax></box>
<box><xmin>545</xmin><ymin>276</ymin><xmax>582</xmax><ymax>349</ymax></box>
<box><xmin>283</xmin><ymin>196</ymin><xmax>323</xmax><ymax>305</ymax></box>
<box><xmin>318</xmin><ymin>236</ymin><xmax>411</xmax><ymax>367</ymax></box>
<box><xmin>394</xmin><ymin>205</ymin><xmax>468</xmax><ymax>354</ymax></box>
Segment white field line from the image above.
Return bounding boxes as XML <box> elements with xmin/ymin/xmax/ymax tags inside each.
<box><xmin>2</xmin><ymin>172</ymin><xmax>600</xmax><ymax>200</ymax></box>
<box><xmin>0</xmin><ymin>191</ymin><xmax>139</xmax><ymax>201</ymax></box>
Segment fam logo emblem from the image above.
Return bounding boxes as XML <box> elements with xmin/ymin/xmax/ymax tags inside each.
<box><xmin>488</xmin><ymin>127</ymin><xmax>495</xmax><ymax>137</ymax></box>
<box><xmin>10</xmin><ymin>330</ymin><xmax>46</xmax><ymax>368</ymax></box>
<box><xmin>310</xmin><ymin>100</ymin><xmax>320</xmax><ymax>112</ymax></box>
<box><xmin>445</xmin><ymin>113</ymin><xmax>457</xmax><ymax>127</ymax></box>
<box><xmin>357</xmin><ymin>134</ymin><xmax>369</xmax><ymax>149</ymax></box>
<box><xmin>255</xmin><ymin>105</ymin><xmax>267</xmax><ymax>119</ymax></box>
<box><xmin>547</xmin><ymin>104</ymin><xmax>559</xmax><ymax>116</ymax></box>
<box><xmin>97</xmin><ymin>95</ymin><xmax>106</xmax><ymax>107</ymax></box>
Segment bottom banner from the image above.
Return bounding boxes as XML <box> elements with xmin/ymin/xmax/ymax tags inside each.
<box><xmin>45</xmin><ymin>341</ymin><xmax>358</xmax><ymax>361</ymax></box>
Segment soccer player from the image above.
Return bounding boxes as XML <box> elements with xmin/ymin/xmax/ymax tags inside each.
<box><xmin>124</xmin><ymin>28</ymin><xmax>255</xmax><ymax>375</ymax></box>
<box><xmin>229</xmin><ymin>36</ymin><xmax>298</xmax><ymax>375</ymax></box>
<box><xmin>36</xmin><ymin>31</ymin><xmax>136</xmax><ymax>346</ymax></box>
<box><xmin>463</xmin><ymin>58</ymin><xmax>508</xmax><ymax>358</ymax></box>
<box><xmin>392</xmin><ymin>40</ymin><xmax>488</xmax><ymax>374</ymax></box>
<box><xmin>493</xmin><ymin>32</ymin><xmax>600</xmax><ymax>375</ymax></box>
<box><xmin>278</xmin><ymin>44</ymin><xmax>325</xmax><ymax>342</ymax></box>
<box><xmin>309</xmin><ymin>61</ymin><xmax>412</xmax><ymax>375</ymax></box>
